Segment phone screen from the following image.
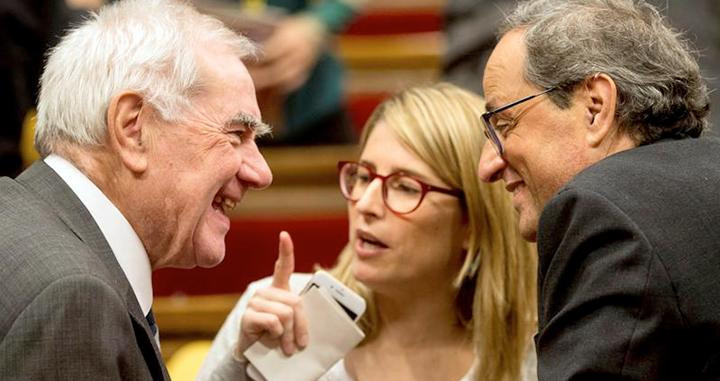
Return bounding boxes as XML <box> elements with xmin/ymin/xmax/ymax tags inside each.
<box><xmin>308</xmin><ymin>284</ymin><xmax>358</xmax><ymax>320</ymax></box>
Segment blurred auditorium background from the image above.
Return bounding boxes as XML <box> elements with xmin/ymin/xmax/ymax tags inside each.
<box><xmin>1</xmin><ymin>0</ymin><xmax>718</xmax><ymax>378</ymax></box>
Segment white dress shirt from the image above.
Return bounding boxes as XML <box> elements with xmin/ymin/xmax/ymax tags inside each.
<box><xmin>44</xmin><ymin>154</ymin><xmax>153</xmax><ymax>316</ymax></box>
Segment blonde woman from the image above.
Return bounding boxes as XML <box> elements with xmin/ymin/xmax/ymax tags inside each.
<box><xmin>199</xmin><ymin>83</ymin><xmax>538</xmax><ymax>381</ymax></box>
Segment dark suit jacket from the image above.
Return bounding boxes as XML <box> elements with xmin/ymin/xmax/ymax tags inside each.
<box><xmin>0</xmin><ymin>161</ymin><xmax>169</xmax><ymax>380</ymax></box>
<box><xmin>536</xmin><ymin>137</ymin><xmax>720</xmax><ymax>380</ymax></box>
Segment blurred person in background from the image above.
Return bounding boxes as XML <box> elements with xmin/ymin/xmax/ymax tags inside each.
<box><xmin>442</xmin><ymin>0</ymin><xmax>514</xmax><ymax>96</ymax></box>
<box><xmin>442</xmin><ymin>0</ymin><xmax>719</xmax><ymax>132</ymax></box>
<box><xmin>0</xmin><ymin>0</ymin><xmax>272</xmax><ymax>378</ymax></box>
<box><xmin>0</xmin><ymin>0</ymin><xmax>110</xmax><ymax>177</ymax></box>
<box><xmin>201</xmin><ymin>0</ymin><xmax>364</xmax><ymax>146</ymax></box>
<box><xmin>199</xmin><ymin>83</ymin><xmax>538</xmax><ymax>381</ymax></box>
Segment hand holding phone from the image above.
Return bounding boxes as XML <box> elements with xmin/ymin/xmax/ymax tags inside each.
<box><xmin>300</xmin><ymin>271</ymin><xmax>366</xmax><ymax>322</ymax></box>
<box><xmin>238</xmin><ymin>231</ymin><xmax>309</xmax><ymax>357</ymax></box>
<box><xmin>244</xmin><ymin>270</ymin><xmax>367</xmax><ymax>381</ymax></box>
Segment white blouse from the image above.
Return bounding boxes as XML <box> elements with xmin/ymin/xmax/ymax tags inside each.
<box><xmin>197</xmin><ymin>274</ymin><xmax>536</xmax><ymax>381</ymax></box>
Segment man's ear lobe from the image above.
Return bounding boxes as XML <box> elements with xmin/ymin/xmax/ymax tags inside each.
<box><xmin>106</xmin><ymin>91</ymin><xmax>148</xmax><ymax>173</ymax></box>
<box><xmin>584</xmin><ymin>73</ymin><xmax>618</xmax><ymax>148</ymax></box>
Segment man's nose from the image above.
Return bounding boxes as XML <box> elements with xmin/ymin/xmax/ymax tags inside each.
<box><xmin>477</xmin><ymin>140</ymin><xmax>506</xmax><ymax>183</ymax></box>
<box><xmin>238</xmin><ymin>142</ymin><xmax>273</xmax><ymax>189</ymax></box>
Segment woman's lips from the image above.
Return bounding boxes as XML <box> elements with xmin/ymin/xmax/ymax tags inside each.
<box><xmin>354</xmin><ymin>229</ymin><xmax>388</xmax><ymax>258</ymax></box>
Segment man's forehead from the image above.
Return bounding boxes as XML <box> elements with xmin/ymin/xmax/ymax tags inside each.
<box><xmin>483</xmin><ymin>69</ymin><xmax>510</xmax><ymax>111</ymax></box>
<box><xmin>483</xmin><ymin>30</ymin><xmax>529</xmax><ymax>110</ymax></box>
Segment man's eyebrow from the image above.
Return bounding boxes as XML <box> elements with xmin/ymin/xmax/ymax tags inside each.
<box><xmin>485</xmin><ymin>97</ymin><xmax>504</xmax><ymax>113</ymax></box>
<box><xmin>227</xmin><ymin>113</ymin><xmax>272</xmax><ymax>138</ymax></box>
<box><xmin>485</xmin><ymin>100</ymin><xmax>515</xmax><ymax>116</ymax></box>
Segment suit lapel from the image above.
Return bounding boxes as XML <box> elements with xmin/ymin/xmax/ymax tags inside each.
<box><xmin>16</xmin><ymin>161</ymin><xmax>169</xmax><ymax>380</ymax></box>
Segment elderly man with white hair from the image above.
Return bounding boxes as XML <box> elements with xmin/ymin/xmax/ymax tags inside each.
<box><xmin>0</xmin><ymin>0</ymin><xmax>272</xmax><ymax>378</ymax></box>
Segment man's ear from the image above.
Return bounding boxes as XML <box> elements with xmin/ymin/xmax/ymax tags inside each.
<box><xmin>583</xmin><ymin>73</ymin><xmax>618</xmax><ymax>148</ymax></box>
<box><xmin>106</xmin><ymin>91</ymin><xmax>148</xmax><ymax>173</ymax></box>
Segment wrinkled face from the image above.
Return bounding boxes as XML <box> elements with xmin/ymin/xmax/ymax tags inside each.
<box><xmin>347</xmin><ymin>122</ymin><xmax>467</xmax><ymax>293</ymax></box>
<box><xmin>477</xmin><ymin>29</ymin><xmax>588</xmax><ymax>241</ymax></box>
<box><xmin>144</xmin><ymin>44</ymin><xmax>272</xmax><ymax>269</ymax></box>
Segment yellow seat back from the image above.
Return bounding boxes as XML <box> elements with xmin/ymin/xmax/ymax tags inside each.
<box><xmin>165</xmin><ymin>340</ymin><xmax>214</xmax><ymax>381</ymax></box>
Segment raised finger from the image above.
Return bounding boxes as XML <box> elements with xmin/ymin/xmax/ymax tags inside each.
<box><xmin>271</xmin><ymin>231</ymin><xmax>294</xmax><ymax>290</ymax></box>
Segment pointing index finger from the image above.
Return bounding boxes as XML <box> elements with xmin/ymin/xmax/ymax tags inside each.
<box><xmin>271</xmin><ymin>231</ymin><xmax>294</xmax><ymax>290</ymax></box>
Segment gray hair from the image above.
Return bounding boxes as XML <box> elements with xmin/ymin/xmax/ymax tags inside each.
<box><xmin>35</xmin><ymin>0</ymin><xmax>257</xmax><ymax>156</ymax></box>
<box><xmin>501</xmin><ymin>0</ymin><xmax>710</xmax><ymax>145</ymax></box>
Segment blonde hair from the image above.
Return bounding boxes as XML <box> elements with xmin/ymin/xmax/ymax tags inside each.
<box><xmin>329</xmin><ymin>83</ymin><xmax>537</xmax><ymax>381</ymax></box>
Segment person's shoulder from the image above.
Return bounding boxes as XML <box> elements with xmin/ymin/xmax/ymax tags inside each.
<box><xmin>564</xmin><ymin>137</ymin><xmax>720</xmax><ymax>198</ymax></box>
<box><xmin>0</xmin><ymin>175</ymin><xmax>44</xmax><ymax>221</ymax></box>
<box><xmin>542</xmin><ymin>136</ymin><xmax>720</xmax><ymax>250</ymax></box>
<box><xmin>585</xmin><ymin>136</ymin><xmax>718</xmax><ymax>172</ymax></box>
<box><xmin>0</xmin><ymin>220</ymin><xmax>115</xmax><ymax>335</ymax></box>
<box><xmin>0</xmin><ymin>261</ymin><xmax>124</xmax><ymax>341</ymax></box>
<box><xmin>0</xmin><ymin>172</ymin><xmax>69</xmax><ymax>249</ymax></box>
<box><xmin>0</xmin><ymin>216</ymin><xmax>103</xmax><ymax>285</ymax></box>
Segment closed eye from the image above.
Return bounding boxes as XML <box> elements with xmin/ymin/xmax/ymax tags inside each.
<box><xmin>225</xmin><ymin>113</ymin><xmax>271</xmax><ymax>144</ymax></box>
<box><xmin>228</xmin><ymin>128</ymin><xmax>250</xmax><ymax>144</ymax></box>
<box><xmin>494</xmin><ymin>119</ymin><xmax>517</xmax><ymax>136</ymax></box>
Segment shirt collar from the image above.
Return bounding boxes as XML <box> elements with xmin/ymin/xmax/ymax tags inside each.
<box><xmin>44</xmin><ymin>154</ymin><xmax>153</xmax><ymax>315</ymax></box>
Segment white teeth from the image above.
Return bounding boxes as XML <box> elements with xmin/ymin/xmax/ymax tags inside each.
<box><xmin>361</xmin><ymin>239</ymin><xmax>383</xmax><ymax>249</ymax></box>
<box><xmin>222</xmin><ymin>198</ymin><xmax>237</xmax><ymax>212</ymax></box>
<box><xmin>213</xmin><ymin>195</ymin><xmax>237</xmax><ymax>214</ymax></box>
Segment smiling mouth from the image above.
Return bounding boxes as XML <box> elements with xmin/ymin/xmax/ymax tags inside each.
<box><xmin>505</xmin><ymin>181</ymin><xmax>523</xmax><ymax>194</ymax></box>
<box><xmin>212</xmin><ymin>195</ymin><xmax>237</xmax><ymax>215</ymax></box>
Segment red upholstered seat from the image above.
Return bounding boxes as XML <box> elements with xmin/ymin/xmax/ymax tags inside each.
<box><xmin>153</xmin><ymin>215</ymin><xmax>348</xmax><ymax>296</ymax></box>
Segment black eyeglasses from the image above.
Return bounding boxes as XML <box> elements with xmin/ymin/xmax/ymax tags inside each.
<box><xmin>481</xmin><ymin>87</ymin><xmax>556</xmax><ymax>156</ymax></box>
<box><xmin>337</xmin><ymin>161</ymin><xmax>463</xmax><ymax>215</ymax></box>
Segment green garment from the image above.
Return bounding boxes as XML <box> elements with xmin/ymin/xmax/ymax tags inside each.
<box><xmin>264</xmin><ymin>0</ymin><xmax>357</xmax><ymax>142</ymax></box>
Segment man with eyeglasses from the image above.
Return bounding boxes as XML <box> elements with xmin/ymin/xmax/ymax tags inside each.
<box><xmin>477</xmin><ymin>0</ymin><xmax>720</xmax><ymax>380</ymax></box>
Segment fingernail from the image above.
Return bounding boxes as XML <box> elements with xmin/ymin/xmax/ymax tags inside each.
<box><xmin>298</xmin><ymin>333</ymin><xmax>308</xmax><ymax>348</ymax></box>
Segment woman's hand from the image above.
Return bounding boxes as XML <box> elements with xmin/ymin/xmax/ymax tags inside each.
<box><xmin>236</xmin><ymin>231</ymin><xmax>309</xmax><ymax>358</ymax></box>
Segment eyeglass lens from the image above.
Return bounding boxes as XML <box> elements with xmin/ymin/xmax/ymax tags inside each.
<box><xmin>340</xmin><ymin>162</ymin><xmax>424</xmax><ymax>214</ymax></box>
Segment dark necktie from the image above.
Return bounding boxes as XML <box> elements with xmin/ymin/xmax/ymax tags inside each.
<box><xmin>145</xmin><ymin>309</ymin><xmax>158</xmax><ymax>336</ymax></box>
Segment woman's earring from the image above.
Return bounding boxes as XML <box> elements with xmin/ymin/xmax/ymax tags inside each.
<box><xmin>466</xmin><ymin>252</ymin><xmax>481</xmax><ymax>279</ymax></box>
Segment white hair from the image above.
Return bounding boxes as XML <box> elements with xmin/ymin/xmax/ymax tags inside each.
<box><xmin>35</xmin><ymin>0</ymin><xmax>257</xmax><ymax>156</ymax></box>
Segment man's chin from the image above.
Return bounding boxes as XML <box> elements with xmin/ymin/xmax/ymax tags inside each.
<box><xmin>195</xmin><ymin>248</ymin><xmax>226</xmax><ymax>268</ymax></box>
<box><xmin>520</xmin><ymin>228</ymin><xmax>538</xmax><ymax>243</ymax></box>
<box><xmin>517</xmin><ymin>211</ymin><xmax>539</xmax><ymax>242</ymax></box>
<box><xmin>192</xmin><ymin>228</ymin><xmax>228</xmax><ymax>268</ymax></box>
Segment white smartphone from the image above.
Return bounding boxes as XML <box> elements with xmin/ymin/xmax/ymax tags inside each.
<box><xmin>301</xmin><ymin>270</ymin><xmax>366</xmax><ymax>322</ymax></box>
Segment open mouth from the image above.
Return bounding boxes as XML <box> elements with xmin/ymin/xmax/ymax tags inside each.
<box><xmin>356</xmin><ymin>229</ymin><xmax>389</xmax><ymax>250</ymax></box>
<box><xmin>212</xmin><ymin>194</ymin><xmax>237</xmax><ymax>215</ymax></box>
<box><xmin>505</xmin><ymin>180</ymin><xmax>522</xmax><ymax>194</ymax></box>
